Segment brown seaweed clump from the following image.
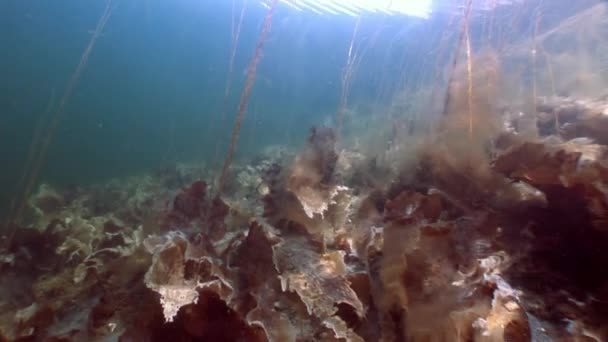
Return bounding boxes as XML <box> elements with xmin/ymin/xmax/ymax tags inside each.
<box><xmin>263</xmin><ymin>126</ymin><xmax>354</xmax><ymax>248</ymax></box>
<box><xmin>286</xmin><ymin>126</ymin><xmax>339</xmax><ymax>219</ymax></box>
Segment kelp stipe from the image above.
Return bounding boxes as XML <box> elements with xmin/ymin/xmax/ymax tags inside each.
<box><xmin>217</xmin><ymin>0</ymin><xmax>278</xmax><ymax>196</ymax></box>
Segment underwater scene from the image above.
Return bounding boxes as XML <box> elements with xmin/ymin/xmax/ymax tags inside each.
<box><xmin>1</xmin><ymin>0</ymin><xmax>608</xmax><ymax>340</ymax></box>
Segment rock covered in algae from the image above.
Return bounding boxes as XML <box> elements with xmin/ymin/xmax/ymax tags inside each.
<box><xmin>536</xmin><ymin>96</ymin><xmax>608</xmax><ymax>143</ymax></box>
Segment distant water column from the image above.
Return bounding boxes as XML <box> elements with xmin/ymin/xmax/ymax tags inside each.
<box><xmin>5</xmin><ymin>1</ymin><xmax>114</xmax><ymax>246</ymax></box>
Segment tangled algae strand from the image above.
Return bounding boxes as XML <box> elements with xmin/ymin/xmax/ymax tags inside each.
<box><xmin>336</xmin><ymin>16</ymin><xmax>361</xmax><ymax>135</ymax></box>
<box><xmin>211</xmin><ymin>0</ymin><xmax>248</xmax><ymax>168</ymax></box>
<box><xmin>216</xmin><ymin>0</ymin><xmax>278</xmax><ymax>196</ymax></box>
<box><xmin>223</xmin><ymin>0</ymin><xmax>248</xmax><ymax>118</ymax></box>
<box><xmin>441</xmin><ymin>0</ymin><xmax>474</xmax><ymax>123</ymax></box>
